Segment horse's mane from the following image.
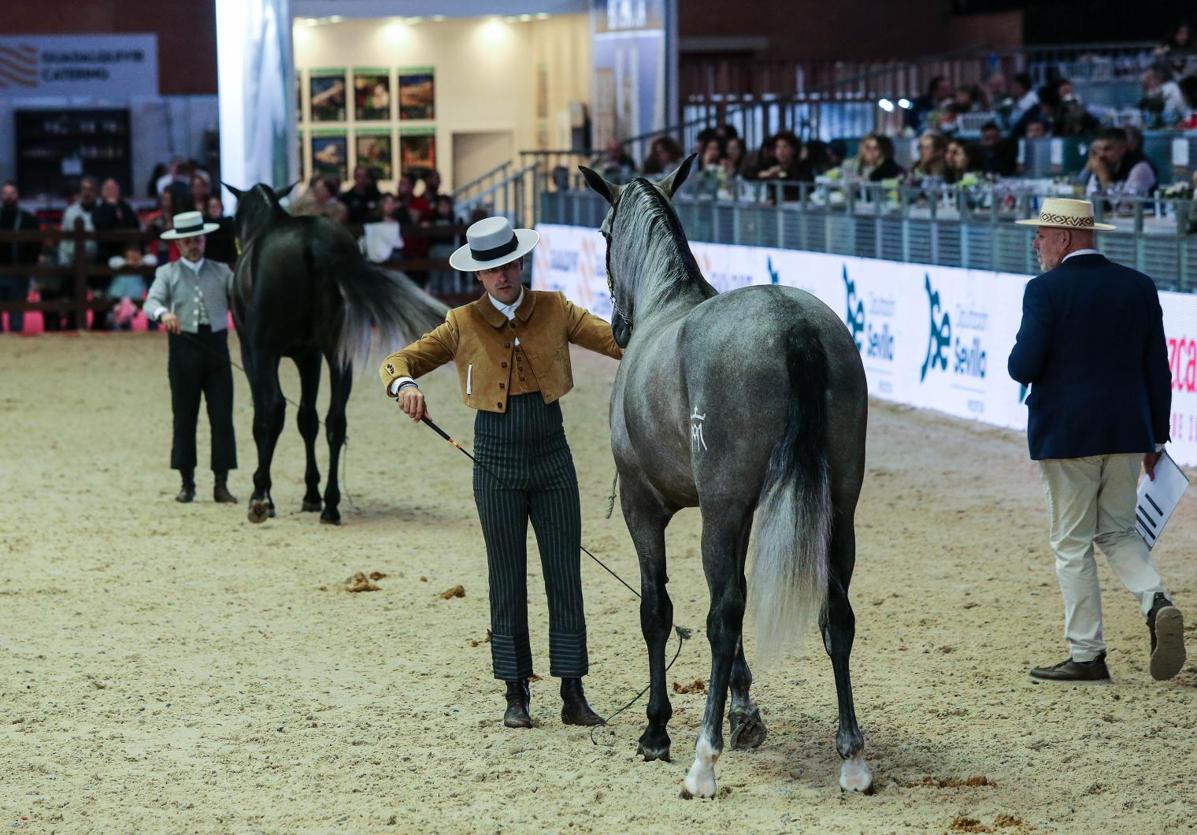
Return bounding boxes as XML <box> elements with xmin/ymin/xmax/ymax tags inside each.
<box><xmin>612</xmin><ymin>178</ymin><xmax>716</xmax><ymax>314</ymax></box>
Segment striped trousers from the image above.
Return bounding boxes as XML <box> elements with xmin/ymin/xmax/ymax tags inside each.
<box><xmin>473</xmin><ymin>394</ymin><xmax>588</xmax><ymax>680</ymax></box>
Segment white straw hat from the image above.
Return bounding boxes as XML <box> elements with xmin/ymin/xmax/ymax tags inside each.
<box><xmin>449</xmin><ymin>216</ymin><xmax>539</xmax><ymax>272</ymax></box>
<box><xmin>1014</xmin><ymin>197</ymin><xmax>1116</xmax><ymax>231</ymax></box>
<box><xmin>160</xmin><ymin>210</ymin><xmax>220</xmax><ymax>240</ymax></box>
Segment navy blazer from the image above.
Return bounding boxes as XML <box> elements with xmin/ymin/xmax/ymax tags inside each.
<box><xmin>1008</xmin><ymin>253</ymin><xmax>1171</xmax><ymax>460</ymax></box>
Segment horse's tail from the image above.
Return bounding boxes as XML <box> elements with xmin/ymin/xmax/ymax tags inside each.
<box><xmin>748</xmin><ymin>328</ymin><xmax>831</xmax><ymax>663</ymax></box>
<box><xmin>331</xmin><ymin>260</ymin><xmax>448</xmax><ymax>371</ymax></box>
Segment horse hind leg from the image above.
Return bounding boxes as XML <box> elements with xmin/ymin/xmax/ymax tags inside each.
<box><xmin>683</xmin><ymin>503</ymin><xmax>752</xmax><ymax>799</ymax></box>
<box><xmin>319</xmin><ymin>354</ymin><xmax>353</xmax><ymax>525</ymax></box>
<box><xmin>822</xmin><ymin>510</ymin><xmax>872</xmax><ymax>794</ymax></box>
<box><xmin>727</xmin><ymin>517</ymin><xmax>767</xmax><ymax>750</ymax></box>
<box><xmin>295</xmin><ymin>352</ymin><xmax>323</xmax><ymax>512</ymax></box>
<box><xmin>247</xmin><ymin>352</ymin><xmax>284</xmax><ymax>523</ymax></box>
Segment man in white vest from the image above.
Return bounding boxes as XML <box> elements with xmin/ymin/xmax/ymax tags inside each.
<box><xmin>145</xmin><ymin>211</ymin><xmax>239</xmax><ymax>504</ymax></box>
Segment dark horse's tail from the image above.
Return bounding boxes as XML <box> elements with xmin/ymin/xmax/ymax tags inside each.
<box><xmin>326</xmin><ymin>250</ymin><xmax>448</xmax><ymax>370</ymax></box>
<box><xmin>748</xmin><ymin>326</ymin><xmax>831</xmax><ymax>662</ymax></box>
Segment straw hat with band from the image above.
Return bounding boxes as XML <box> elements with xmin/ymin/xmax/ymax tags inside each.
<box><xmin>1014</xmin><ymin>197</ymin><xmax>1116</xmax><ymax>231</ymax></box>
<box><xmin>449</xmin><ymin>216</ymin><xmax>539</xmax><ymax>272</ymax></box>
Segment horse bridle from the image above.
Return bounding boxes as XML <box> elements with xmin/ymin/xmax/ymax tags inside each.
<box><xmin>602</xmin><ymin>190</ymin><xmax>633</xmax><ymax>327</ymax></box>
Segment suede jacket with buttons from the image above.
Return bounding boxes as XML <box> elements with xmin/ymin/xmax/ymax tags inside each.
<box><xmin>378</xmin><ymin>290</ymin><xmax>622</xmax><ymax>413</ymax></box>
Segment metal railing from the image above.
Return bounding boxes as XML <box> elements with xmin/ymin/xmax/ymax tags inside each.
<box><xmin>538</xmin><ymin>177</ymin><xmax>1197</xmax><ymax>292</ymax></box>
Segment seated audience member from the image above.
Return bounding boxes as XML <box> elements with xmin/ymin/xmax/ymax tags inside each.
<box><xmin>721</xmin><ymin>136</ymin><xmax>748</xmax><ymax>179</ymax></box>
<box><xmin>755</xmin><ymin>132</ymin><xmax>804</xmax><ymax>181</ymax></box>
<box><xmin>106</xmin><ymin>244</ymin><xmax>157</xmax><ymax>330</ymax></box>
<box><xmin>906</xmin><ymin>76</ymin><xmax>953</xmax><ymax>132</ymax></box>
<box><xmin>397</xmin><ymin>173</ymin><xmax>430</xmax><ymax>286</ymax></box>
<box><xmin>641</xmin><ymin>135</ymin><xmax>685</xmax><ymax>177</ymax></box>
<box><xmin>1024</xmin><ymin>119</ymin><xmax>1051</xmax><ymax>139</ymax></box>
<box><xmin>1177</xmin><ymin>75</ymin><xmax>1197</xmax><ymax>129</ymax></box>
<box><xmin>594</xmin><ymin>138</ymin><xmax>637</xmax><ymax>181</ymax></box>
<box><xmin>1052</xmin><ymin>78</ymin><xmax>1100</xmax><ymax>137</ymax></box>
<box><xmin>426</xmin><ymin>194</ymin><xmax>460</xmax><ymax>291</ymax></box>
<box><xmin>292</xmin><ymin>175</ymin><xmax>349</xmax><ymax>224</ymax></box>
<box><xmin>155</xmin><ymin>158</ymin><xmax>189</xmax><ymax>198</ymax></box>
<box><xmin>857</xmin><ymin>133</ymin><xmax>905</xmax><ymax>182</ymax></box>
<box><xmin>1154</xmin><ymin>21</ymin><xmax>1195</xmax><ymax>78</ymax></box>
<box><xmin>944</xmin><ymin>139</ymin><xmax>979</xmax><ymax>183</ymax></box>
<box><xmin>977</xmin><ymin>121</ymin><xmax>1016</xmax><ymax>177</ymax></box>
<box><xmin>799</xmin><ymin>140</ymin><xmax>834</xmax><ymax>180</ymax></box>
<box><xmin>0</xmin><ymin>182</ymin><xmax>40</xmax><ymax>334</ymax></box>
<box><xmin>92</xmin><ymin>178</ymin><xmax>140</xmax><ymax>265</ymax></box>
<box><xmin>340</xmin><ymin>164</ymin><xmax>383</xmax><ymax>225</ymax></box>
<box><xmin>908</xmin><ymin>131</ymin><xmax>948</xmax><ymax>182</ymax></box>
<box><xmin>695</xmin><ymin>137</ymin><xmax>726</xmax><ymax>194</ymax></box>
<box><xmin>746</xmin><ymin>134</ymin><xmax>778</xmax><ymax>180</ymax></box>
<box><xmin>1084</xmin><ymin>127</ymin><xmax>1157</xmax><ymax>198</ymax></box>
<box><xmin>1004</xmin><ymin>72</ymin><xmax>1039</xmax><ymax>127</ymax></box>
<box><xmin>1140</xmin><ymin>63</ymin><xmax>1191</xmax><ymax>127</ymax></box>
<box><xmin>190</xmin><ymin>173</ymin><xmax>211</xmax><ymax>213</ymax></box>
<box><xmin>202</xmin><ymin>195</ymin><xmax>238</xmax><ymax>265</ymax></box>
<box><xmin>361</xmin><ymin>192</ymin><xmax>405</xmax><ymax>264</ymax></box>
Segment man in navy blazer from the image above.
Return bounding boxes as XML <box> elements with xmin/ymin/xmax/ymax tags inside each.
<box><xmin>1009</xmin><ymin>198</ymin><xmax>1183</xmax><ymax>683</ymax></box>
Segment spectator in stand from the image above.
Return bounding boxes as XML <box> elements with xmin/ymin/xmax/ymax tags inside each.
<box><xmin>1084</xmin><ymin>127</ymin><xmax>1157</xmax><ymax>199</ymax></box>
<box><xmin>1052</xmin><ymin>78</ymin><xmax>1100</xmax><ymax>137</ymax></box>
<box><xmin>361</xmin><ymin>192</ymin><xmax>406</xmax><ymax>264</ymax></box>
<box><xmin>292</xmin><ymin>175</ymin><xmax>349</xmax><ymax>224</ymax></box>
<box><xmin>722</xmin><ymin>136</ymin><xmax>748</xmax><ymax>179</ymax></box>
<box><xmin>909</xmin><ymin>131</ymin><xmax>948</xmax><ymax>182</ymax></box>
<box><xmin>1140</xmin><ymin>63</ymin><xmax>1191</xmax><ymax>127</ymax></box>
<box><xmin>58</xmin><ymin>176</ymin><xmax>99</xmax><ymax>267</ymax></box>
<box><xmin>426</xmin><ymin>193</ymin><xmax>460</xmax><ymax>292</ymax></box>
<box><xmin>944</xmin><ymin>139</ymin><xmax>978</xmax><ymax>184</ymax></box>
<box><xmin>340</xmin><ymin>164</ymin><xmax>382</xmax><ymax>225</ymax></box>
<box><xmin>640</xmin><ymin>135</ymin><xmax>685</xmax><ymax>177</ymax></box>
<box><xmin>423</xmin><ymin>169</ymin><xmax>443</xmax><ymax>203</ymax></box>
<box><xmin>756</xmin><ymin>132</ymin><xmax>803</xmax><ymax>181</ymax></box>
<box><xmin>190</xmin><ymin>173</ymin><xmax>211</xmax><ymax>213</ymax></box>
<box><xmin>695</xmin><ymin>137</ymin><xmax>725</xmax><ymax>194</ymax></box>
<box><xmin>978</xmin><ymin>121</ymin><xmax>1016</xmax><ymax>177</ymax></box>
<box><xmin>397</xmin><ymin>172</ymin><xmax>431</xmax><ymax>286</ymax></box>
<box><xmin>146</xmin><ymin>163</ymin><xmax>167</xmax><ymax>199</ymax></box>
<box><xmin>202</xmin><ymin>195</ymin><xmax>238</xmax><ymax>266</ymax></box>
<box><xmin>93</xmin><ymin>178</ymin><xmax>140</xmax><ymax>265</ymax></box>
<box><xmin>857</xmin><ymin>133</ymin><xmax>904</xmax><ymax>181</ymax></box>
<box><xmin>0</xmin><ymin>182</ymin><xmax>40</xmax><ymax>334</ymax></box>
<box><xmin>146</xmin><ymin>187</ymin><xmax>176</xmax><ymax>265</ymax></box>
<box><xmin>746</xmin><ymin>134</ymin><xmax>777</xmax><ymax>180</ymax></box>
<box><xmin>1177</xmin><ymin>75</ymin><xmax>1197</xmax><ymax>129</ymax></box>
<box><xmin>906</xmin><ymin>75</ymin><xmax>953</xmax><ymax>132</ymax></box>
<box><xmin>594</xmin><ymin>138</ymin><xmax>637</xmax><ymax>181</ymax></box>
<box><xmin>1024</xmin><ymin>119</ymin><xmax>1050</xmax><ymax>139</ymax></box>
<box><xmin>155</xmin><ymin>158</ymin><xmax>190</xmax><ymax>198</ymax></box>
<box><xmin>105</xmin><ymin>244</ymin><xmax>157</xmax><ymax>330</ymax></box>
<box><xmin>799</xmin><ymin>140</ymin><xmax>834</xmax><ymax>180</ymax></box>
<box><xmin>1154</xmin><ymin>21</ymin><xmax>1194</xmax><ymax>77</ymax></box>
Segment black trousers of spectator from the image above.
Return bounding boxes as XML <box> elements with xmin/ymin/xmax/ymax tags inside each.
<box><xmin>168</xmin><ymin>326</ymin><xmax>237</xmax><ymax>476</ymax></box>
<box><xmin>473</xmin><ymin>394</ymin><xmax>588</xmax><ymax>681</ymax></box>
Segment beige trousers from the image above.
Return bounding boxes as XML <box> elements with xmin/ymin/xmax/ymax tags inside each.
<box><xmin>1039</xmin><ymin>453</ymin><xmax>1168</xmax><ymax>662</ymax></box>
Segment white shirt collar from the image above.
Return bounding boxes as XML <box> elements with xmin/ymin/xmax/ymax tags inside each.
<box><xmin>180</xmin><ymin>257</ymin><xmax>205</xmax><ymax>273</ymax></box>
<box><xmin>488</xmin><ymin>286</ymin><xmax>524</xmax><ymax>320</ymax></box>
<box><xmin>1062</xmin><ymin>249</ymin><xmax>1101</xmax><ymax>262</ymax></box>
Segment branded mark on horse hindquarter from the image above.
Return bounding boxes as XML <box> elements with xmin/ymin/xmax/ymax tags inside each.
<box><xmin>690</xmin><ymin>407</ymin><xmax>708</xmax><ymax>452</ymax></box>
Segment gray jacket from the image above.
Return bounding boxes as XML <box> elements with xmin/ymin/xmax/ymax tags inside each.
<box><xmin>145</xmin><ymin>259</ymin><xmax>235</xmax><ymax>333</ymax></box>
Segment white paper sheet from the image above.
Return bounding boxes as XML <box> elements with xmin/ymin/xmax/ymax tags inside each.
<box><xmin>1135</xmin><ymin>451</ymin><xmax>1191</xmax><ymax>549</ymax></box>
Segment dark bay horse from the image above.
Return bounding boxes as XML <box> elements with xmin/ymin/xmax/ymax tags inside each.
<box><xmin>225</xmin><ymin>183</ymin><xmax>446</xmax><ymax>524</ymax></box>
<box><xmin>579</xmin><ymin>157</ymin><xmax>872</xmax><ymax>797</ymax></box>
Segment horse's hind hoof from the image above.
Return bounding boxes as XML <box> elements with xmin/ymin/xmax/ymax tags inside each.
<box><xmin>637</xmin><ymin>731</ymin><xmax>671</xmax><ymax>762</ymax></box>
<box><xmin>320</xmin><ymin>508</ymin><xmax>341</xmax><ymax>525</ymax></box>
<box><xmin>839</xmin><ymin>754</ymin><xmax>874</xmax><ymax>794</ymax></box>
<box><xmin>729</xmin><ymin>708</ymin><xmax>768</xmax><ymax>750</ymax></box>
<box><xmin>301</xmin><ymin>499</ymin><xmax>322</xmax><ymax>512</ymax></box>
<box><xmin>247</xmin><ymin>500</ymin><xmax>274</xmax><ymax>524</ymax></box>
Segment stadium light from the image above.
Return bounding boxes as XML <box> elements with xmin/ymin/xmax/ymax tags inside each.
<box><xmin>898</xmin><ymin>98</ymin><xmax>913</xmax><ymax>109</ymax></box>
<box><xmin>878</xmin><ymin>98</ymin><xmax>895</xmax><ymax>112</ymax></box>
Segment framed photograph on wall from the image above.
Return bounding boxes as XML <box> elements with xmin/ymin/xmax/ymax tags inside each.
<box><xmin>309</xmin><ymin>69</ymin><xmax>347</xmax><ymax>122</ymax></box>
<box><xmin>310</xmin><ymin>130</ymin><xmax>348</xmax><ymax>182</ymax></box>
<box><xmin>353</xmin><ymin>69</ymin><xmax>391</xmax><ymax>121</ymax></box>
<box><xmin>355</xmin><ymin>129</ymin><xmax>393</xmax><ymax>181</ymax></box>
<box><xmin>398</xmin><ymin>68</ymin><xmax>435</xmax><ymax>120</ymax></box>
<box><xmin>399</xmin><ymin>127</ymin><xmax>436</xmax><ymax>172</ymax></box>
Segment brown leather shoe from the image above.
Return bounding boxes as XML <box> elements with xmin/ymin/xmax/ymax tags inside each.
<box><xmin>503</xmin><ymin>680</ymin><xmax>532</xmax><ymax>729</ymax></box>
<box><xmin>560</xmin><ymin>677</ymin><xmax>605</xmax><ymax>725</ymax></box>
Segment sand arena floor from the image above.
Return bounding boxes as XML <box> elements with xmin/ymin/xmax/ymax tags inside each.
<box><xmin>1</xmin><ymin>333</ymin><xmax>1195</xmax><ymax>833</ymax></box>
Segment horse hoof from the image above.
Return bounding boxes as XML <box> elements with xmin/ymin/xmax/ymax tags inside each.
<box><xmin>839</xmin><ymin>754</ymin><xmax>874</xmax><ymax>794</ymax></box>
<box><xmin>681</xmin><ymin>769</ymin><xmax>717</xmax><ymax>800</ymax></box>
<box><xmin>729</xmin><ymin>708</ymin><xmax>768</xmax><ymax>750</ymax></box>
<box><xmin>247</xmin><ymin>500</ymin><xmax>273</xmax><ymax>524</ymax></box>
<box><xmin>637</xmin><ymin>739</ymin><xmax>671</xmax><ymax>763</ymax></box>
<box><xmin>320</xmin><ymin>508</ymin><xmax>341</xmax><ymax>525</ymax></box>
<box><xmin>301</xmin><ymin>499</ymin><xmax>322</xmax><ymax>512</ymax></box>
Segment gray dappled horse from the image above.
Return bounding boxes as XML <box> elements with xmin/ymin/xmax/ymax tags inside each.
<box><xmin>580</xmin><ymin>157</ymin><xmax>873</xmax><ymax>797</ymax></box>
<box><xmin>225</xmin><ymin>183</ymin><xmax>446</xmax><ymax>525</ymax></box>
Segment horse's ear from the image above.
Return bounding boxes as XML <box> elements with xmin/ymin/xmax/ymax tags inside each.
<box><xmin>271</xmin><ymin>180</ymin><xmax>301</xmax><ymax>200</ymax></box>
<box><xmin>578</xmin><ymin>165</ymin><xmax>621</xmax><ymax>205</ymax></box>
<box><xmin>220</xmin><ymin>181</ymin><xmax>244</xmax><ymax>199</ymax></box>
<box><xmin>656</xmin><ymin>153</ymin><xmax>696</xmax><ymax>199</ymax></box>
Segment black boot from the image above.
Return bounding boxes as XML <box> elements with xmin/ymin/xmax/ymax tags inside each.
<box><xmin>213</xmin><ymin>470</ymin><xmax>238</xmax><ymax>504</ymax></box>
<box><xmin>560</xmin><ymin>677</ymin><xmax>605</xmax><ymax>726</ymax></box>
<box><xmin>1147</xmin><ymin>593</ymin><xmax>1186</xmax><ymax>681</ymax></box>
<box><xmin>503</xmin><ymin>680</ymin><xmax>532</xmax><ymax>729</ymax></box>
<box><xmin>176</xmin><ymin>470</ymin><xmax>196</xmax><ymax>503</ymax></box>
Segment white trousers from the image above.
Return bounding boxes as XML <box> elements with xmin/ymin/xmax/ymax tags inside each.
<box><xmin>1039</xmin><ymin>453</ymin><xmax>1169</xmax><ymax>662</ymax></box>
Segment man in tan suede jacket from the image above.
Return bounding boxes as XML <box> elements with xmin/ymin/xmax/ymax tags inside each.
<box><xmin>379</xmin><ymin>216</ymin><xmax>621</xmax><ymax>730</ymax></box>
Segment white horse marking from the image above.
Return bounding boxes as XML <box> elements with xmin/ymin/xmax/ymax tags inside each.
<box><xmin>839</xmin><ymin>753</ymin><xmax>874</xmax><ymax>793</ymax></box>
<box><xmin>689</xmin><ymin>407</ymin><xmax>708</xmax><ymax>452</ymax></box>
<box><xmin>682</xmin><ymin>734</ymin><xmax>719</xmax><ymax>799</ymax></box>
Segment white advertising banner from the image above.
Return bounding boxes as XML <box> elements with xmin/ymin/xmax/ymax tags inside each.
<box><xmin>0</xmin><ymin>35</ymin><xmax>157</xmax><ymax>98</ymax></box>
<box><xmin>533</xmin><ymin>223</ymin><xmax>1197</xmax><ymax>467</ymax></box>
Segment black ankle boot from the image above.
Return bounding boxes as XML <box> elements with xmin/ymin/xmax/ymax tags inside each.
<box><xmin>176</xmin><ymin>471</ymin><xmax>196</xmax><ymax>503</ymax></box>
<box><xmin>213</xmin><ymin>470</ymin><xmax>238</xmax><ymax>504</ymax></box>
<box><xmin>560</xmin><ymin>677</ymin><xmax>605</xmax><ymax>726</ymax></box>
<box><xmin>503</xmin><ymin>679</ymin><xmax>532</xmax><ymax>729</ymax></box>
